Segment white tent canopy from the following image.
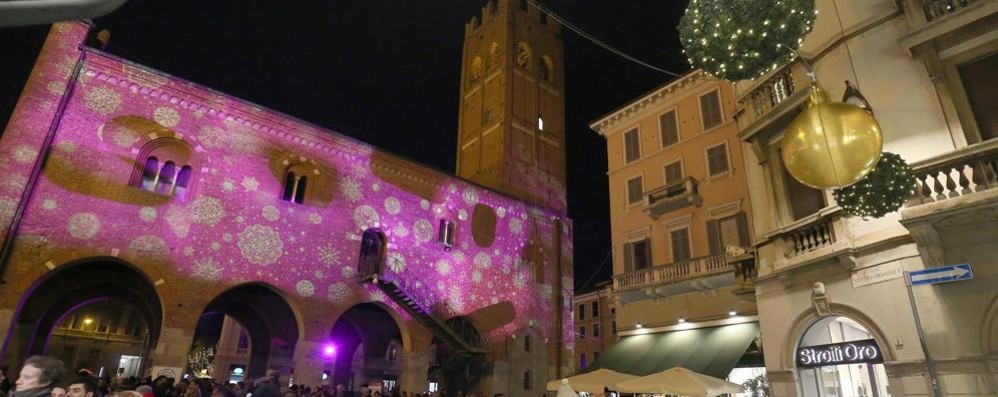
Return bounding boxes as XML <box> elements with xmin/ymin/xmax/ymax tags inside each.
<box><xmin>613</xmin><ymin>367</ymin><xmax>744</xmax><ymax>397</ymax></box>
<box><xmin>546</xmin><ymin>368</ymin><xmax>639</xmax><ymax>393</ymax></box>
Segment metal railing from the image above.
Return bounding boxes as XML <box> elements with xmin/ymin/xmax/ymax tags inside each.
<box><xmin>921</xmin><ymin>0</ymin><xmax>981</xmax><ymax>22</ymax></box>
<box><xmin>907</xmin><ymin>139</ymin><xmax>998</xmax><ymax>206</ymax></box>
<box><xmin>613</xmin><ymin>254</ymin><xmax>731</xmax><ymax>292</ymax></box>
<box><xmin>646</xmin><ymin>177</ymin><xmax>697</xmax><ymax>206</ymax></box>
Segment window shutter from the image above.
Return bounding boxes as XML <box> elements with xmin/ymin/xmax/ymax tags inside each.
<box><xmin>736</xmin><ymin>211</ymin><xmax>750</xmax><ymax>247</ymax></box>
<box><xmin>642</xmin><ymin>240</ymin><xmax>652</xmax><ymax>268</ymax></box>
<box><xmin>707</xmin><ymin>219</ymin><xmax>721</xmax><ymax>255</ymax></box>
<box><xmin>623</xmin><ymin>243</ymin><xmax>634</xmax><ymax>272</ymax></box>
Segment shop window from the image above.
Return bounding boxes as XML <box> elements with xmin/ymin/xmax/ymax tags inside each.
<box><xmin>797</xmin><ymin>316</ymin><xmax>890</xmax><ymax>397</ymax></box>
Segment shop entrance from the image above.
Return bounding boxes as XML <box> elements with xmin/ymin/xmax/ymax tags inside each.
<box><xmin>796</xmin><ymin>316</ymin><xmax>890</xmax><ymax>397</ymax></box>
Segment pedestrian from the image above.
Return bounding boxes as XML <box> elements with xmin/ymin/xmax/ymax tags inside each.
<box><xmin>250</xmin><ymin>370</ymin><xmax>279</xmax><ymax>397</ymax></box>
<box><xmin>12</xmin><ymin>356</ymin><xmax>66</xmax><ymax>397</ymax></box>
<box><xmin>66</xmin><ymin>378</ymin><xmax>97</xmax><ymax>397</ymax></box>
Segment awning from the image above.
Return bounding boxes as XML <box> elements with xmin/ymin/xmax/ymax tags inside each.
<box><xmin>586</xmin><ymin>322</ymin><xmax>759</xmax><ymax>379</ymax></box>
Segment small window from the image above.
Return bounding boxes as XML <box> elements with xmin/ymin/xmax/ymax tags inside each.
<box><xmin>540</xmin><ymin>11</ymin><xmax>548</xmax><ymax>25</ymax></box>
<box><xmin>578</xmin><ymin>304</ymin><xmax>585</xmax><ymax>320</ymax></box>
<box><xmin>524</xmin><ymin>334</ymin><xmax>531</xmax><ymax>352</ymax></box>
<box><xmin>282</xmin><ymin>170</ymin><xmax>308</xmax><ymax>204</ymax></box>
<box><xmin>594</xmin><ymin>351</ymin><xmax>601</xmax><ymax>361</ymax></box>
<box><xmin>623</xmin><ymin>128</ymin><xmax>640</xmax><ymax>163</ymax></box>
<box><xmin>539</xmin><ymin>60</ymin><xmax>550</xmax><ymax>81</ymax></box>
<box><xmin>670</xmin><ymin>227</ymin><xmax>692</xmax><ymax>262</ymax></box>
<box><xmin>580</xmin><ymin>353</ymin><xmax>587</xmax><ymax>369</ymax></box>
<box><xmin>611</xmin><ymin>307</ymin><xmax>616</xmax><ymax>315</ymax></box>
<box><xmin>664</xmin><ymin>161</ymin><xmax>684</xmax><ymax>186</ymax></box>
<box><xmin>701</xmin><ymin>89</ymin><xmax>724</xmax><ymax>130</ymax></box>
<box><xmin>484</xmin><ymin>109</ymin><xmax>493</xmax><ymax>124</ymax></box>
<box><xmin>516</xmin><ymin>43</ymin><xmax>531</xmax><ymax>69</ymax></box>
<box><xmin>523</xmin><ymin>371</ymin><xmax>532</xmax><ymax>390</ymax></box>
<box><xmin>612</xmin><ymin>321</ymin><xmax>617</xmax><ymax>334</ymax></box>
<box><xmin>537</xmin><ymin>114</ymin><xmax>544</xmax><ymax>131</ymax></box>
<box><xmin>591</xmin><ymin>301</ymin><xmax>599</xmax><ymax>318</ymax></box>
<box><xmin>593</xmin><ymin>324</ymin><xmax>600</xmax><ymax>337</ymax></box>
<box><xmin>579</xmin><ymin>326</ymin><xmax>586</xmax><ymax>338</ymax></box>
<box><xmin>520</xmin><ymin>0</ymin><xmax>528</xmax><ymax>12</ymax></box>
<box><xmin>470</xmin><ymin>57</ymin><xmax>483</xmax><ymax>81</ymax></box>
<box><xmin>624</xmin><ymin>238</ymin><xmax>651</xmax><ymax>271</ymax></box>
<box><xmin>659</xmin><ymin>110</ymin><xmax>679</xmax><ymax>147</ymax></box>
<box><xmin>626</xmin><ymin>176</ymin><xmax>644</xmax><ymax>205</ymax></box>
<box><xmin>706</xmin><ymin>142</ymin><xmax>730</xmax><ymax>177</ymax></box>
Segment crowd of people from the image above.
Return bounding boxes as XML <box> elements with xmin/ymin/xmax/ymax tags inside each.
<box><xmin>0</xmin><ymin>357</ymin><xmax>495</xmax><ymax>397</ymax></box>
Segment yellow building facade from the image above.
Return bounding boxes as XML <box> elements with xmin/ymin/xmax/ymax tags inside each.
<box><xmin>588</xmin><ymin>71</ymin><xmax>764</xmax><ymax>384</ymax></box>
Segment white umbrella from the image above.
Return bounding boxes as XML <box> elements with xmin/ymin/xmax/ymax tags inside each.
<box><xmin>545</xmin><ymin>368</ymin><xmax>639</xmax><ymax>393</ymax></box>
<box><xmin>556</xmin><ymin>379</ymin><xmax>579</xmax><ymax>397</ymax></box>
<box><xmin>614</xmin><ymin>367</ymin><xmax>744</xmax><ymax>397</ymax></box>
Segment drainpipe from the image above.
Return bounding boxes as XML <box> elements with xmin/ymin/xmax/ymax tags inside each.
<box><xmin>0</xmin><ymin>45</ymin><xmax>86</xmax><ymax>287</ymax></box>
<box><xmin>552</xmin><ymin>216</ymin><xmax>564</xmax><ymax>378</ymax></box>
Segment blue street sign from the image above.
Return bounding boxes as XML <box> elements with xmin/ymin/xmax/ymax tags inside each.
<box><xmin>908</xmin><ymin>264</ymin><xmax>974</xmax><ymax>286</ymax></box>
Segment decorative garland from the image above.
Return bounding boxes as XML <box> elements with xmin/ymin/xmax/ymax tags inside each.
<box><xmin>833</xmin><ymin>152</ymin><xmax>916</xmax><ymax>219</ymax></box>
<box><xmin>678</xmin><ymin>0</ymin><xmax>817</xmax><ymax>81</ymax></box>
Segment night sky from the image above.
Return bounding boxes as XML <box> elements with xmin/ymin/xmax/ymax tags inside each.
<box><xmin>0</xmin><ymin>1</ymin><xmax>692</xmax><ymax>292</ymax></box>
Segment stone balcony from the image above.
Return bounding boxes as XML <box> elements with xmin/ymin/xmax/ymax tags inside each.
<box><xmin>643</xmin><ymin>177</ymin><xmax>701</xmax><ymax>219</ymax></box>
<box><xmin>733</xmin><ymin>58</ymin><xmax>812</xmax><ymax>140</ymax></box>
<box><xmin>900</xmin><ymin>139</ymin><xmax>998</xmax><ymax>265</ymax></box>
<box><xmin>899</xmin><ymin>0</ymin><xmax>998</xmax><ymax>52</ymax></box>
<box><xmin>612</xmin><ymin>253</ymin><xmax>756</xmax><ymax>304</ymax></box>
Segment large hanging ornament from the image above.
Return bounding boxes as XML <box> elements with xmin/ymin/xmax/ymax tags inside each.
<box><xmin>833</xmin><ymin>152</ymin><xmax>916</xmax><ymax>219</ymax></box>
<box><xmin>679</xmin><ymin>0</ymin><xmax>817</xmax><ymax>81</ymax></box>
<box><xmin>782</xmin><ymin>81</ymin><xmax>883</xmax><ymax>189</ymax></box>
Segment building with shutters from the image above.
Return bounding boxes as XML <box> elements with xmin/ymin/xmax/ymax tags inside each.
<box><xmin>587</xmin><ymin>70</ymin><xmax>764</xmax><ymax>384</ymax></box>
<box><xmin>570</xmin><ymin>281</ymin><xmax>616</xmax><ymax>373</ymax></box>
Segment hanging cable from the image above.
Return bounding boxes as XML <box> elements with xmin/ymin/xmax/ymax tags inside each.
<box><xmin>527</xmin><ymin>0</ymin><xmax>688</xmax><ymax>78</ymax></box>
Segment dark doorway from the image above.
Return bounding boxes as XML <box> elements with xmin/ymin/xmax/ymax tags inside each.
<box><xmin>428</xmin><ymin>317</ymin><xmax>486</xmax><ymax>395</ymax></box>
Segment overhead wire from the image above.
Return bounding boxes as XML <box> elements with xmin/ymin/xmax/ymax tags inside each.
<box><xmin>526</xmin><ymin>0</ymin><xmax>688</xmax><ymax>78</ymax></box>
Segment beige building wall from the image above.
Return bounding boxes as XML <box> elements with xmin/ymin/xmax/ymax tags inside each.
<box><xmin>571</xmin><ymin>283</ymin><xmax>616</xmax><ymax>373</ymax></box>
<box><xmin>733</xmin><ymin>0</ymin><xmax>998</xmax><ymax>396</ymax></box>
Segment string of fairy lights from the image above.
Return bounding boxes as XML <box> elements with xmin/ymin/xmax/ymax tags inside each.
<box><xmin>832</xmin><ymin>152</ymin><xmax>917</xmax><ymax>219</ymax></box>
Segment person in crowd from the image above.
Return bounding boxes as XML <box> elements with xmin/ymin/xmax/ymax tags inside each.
<box><xmin>1</xmin><ymin>366</ymin><xmax>15</xmax><ymax>397</ymax></box>
<box><xmin>250</xmin><ymin>370</ymin><xmax>279</xmax><ymax>397</ymax></box>
<box><xmin>12</xmin><ymin>356</ymin><xmax>66</xmax><ymax>397</ymax></box>
<box><xmin>110</xmin><ymin>391</ymin><xmax>142</xmax><ymax>397</ymax></box>
<box><xmin>135</xmin><ymin>385</ymin><xmax>154</xmax><ymax>397</ymax></box>
<box><xmin>49</xmin><ymin>384</ymin><xmax>66</xmax><ymax>397</ymax></box>
<box><xmin>66</xmin><ymin>378</ymin><xmax>97</xmax><ymax>397</ymax></box>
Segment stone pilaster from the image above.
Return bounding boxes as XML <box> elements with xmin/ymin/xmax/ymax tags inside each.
<box><xmin>292</xmin><ymin>341</ymin><xmax>326</xmax><ymax>388</ymax></box>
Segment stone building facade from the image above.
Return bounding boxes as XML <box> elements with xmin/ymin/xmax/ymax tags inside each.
<box><xmin>0</xmin><ymin>7</ymin><xmax>573</xmax><ymax>395</ymax></box>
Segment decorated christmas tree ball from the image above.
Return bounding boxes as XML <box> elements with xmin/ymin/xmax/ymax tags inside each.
<box><xmin>833</xmin><ymin>152</ymin><xmax>916</xmax><ymax>219</ymax></box>
<box><xmin>679</xmin><ymin>0</ymin><xmax>817</xmax><ymax>81</ymax></box>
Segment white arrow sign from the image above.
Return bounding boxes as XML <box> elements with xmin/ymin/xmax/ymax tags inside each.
<box><xmin>908</xmin><ymin>264</ymin><xmax>974</xmax><ymax>286</ymax></box>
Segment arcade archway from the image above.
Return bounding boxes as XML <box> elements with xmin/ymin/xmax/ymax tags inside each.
<box><xmin>1</xmin><ymin>258</ymin><xmax>162</xmax><ymax>376</ymax></box>
<box><xmin>191</xmin><ymin>283</ymin><xmax>299</xmax><ymax>379</ymax></box>
<box><xmin>796</xmin><ymin>316</ymin><xmax>890</xmax><ymax>397</ymax></box>
<box><xmin>328</xmin><ymin>303</ymin><xmax>404</xmax><ymax>393</ymax></box>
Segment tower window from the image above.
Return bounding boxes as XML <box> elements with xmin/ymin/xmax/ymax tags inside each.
<box><xmin>537</xmin><ymin>114</ymin><xmax>544</xmax><ymax>131</ymax></box>
<box><xmin>516</xmin><ymin>43</ymin><xmax>531</xmax><ymax>69</ymax></box>
<box><xmin>540</xmin><ymin>11</ymin><xmax>548</xmax><ymax>25</ymax></box>
<box><xmin>522</xmin><ymin>371</ymin><xmax>532</xmax><ymax>390</ymax></box>
<box><xmin>524</xmin><ymin>334</ymin><xmax>531</xmax><ymax>352</ymax></box>
<box><xmin>520</xmin><ymin>0</ymin><xmax>528</xmax><ymax>12</ymax></box>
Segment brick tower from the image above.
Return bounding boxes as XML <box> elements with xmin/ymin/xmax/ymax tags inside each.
<box><xmin>455</xmin><ymin>0</ymin><xmax>567</xmax><ymax>212</ymax></box>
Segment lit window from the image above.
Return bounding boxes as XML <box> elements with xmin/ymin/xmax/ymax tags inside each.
<box><xmin>537</xmin><ymin>114</ymin><xmax>544</xmax><ymax>131</ymax></box>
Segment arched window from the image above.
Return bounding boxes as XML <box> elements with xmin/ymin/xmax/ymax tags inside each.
<box><xmin>488</xmin><ymin>43</ymin><xmax>500</xmax><ymax>70</ymax></box>
<box><xmin>524</xmin><ymin>334</ymin><xmax>531</xmax><ymax>352</ymax></box>
<box><xmin>282</xmin><ymin>170</ymin><xmax>308</xmax><ymax>204</ymax></box>
<box><xmin>358</xmin><ymin>228</ymin><xmax>387</xmax><ymax>276</ymax></box>
<box><xmin>539</xmin><ymin>59</ymin><xmax>550</xmax><ymax>81</ymax></box>
<box><xmin>470</xmin><ymin>57</ymin><xmax>483</xmax><ymax>81</ymax></box>
<box><xmin>516</xmin><ymin>43</ymin><xmax>531</xmax><ymax>69</ymax></box>
<box><xmin>523</xmin><ymin>370</ymin><xmax>532</xmax><ymax>390</ymax></box>
<box><xmin>132</xmin><ymin>137</ymin><xmax>196</xmax><ymax>199</ymax></box>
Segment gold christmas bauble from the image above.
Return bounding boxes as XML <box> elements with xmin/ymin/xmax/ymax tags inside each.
<box><xmin>782</xmin><ymin>83</ymin><xmax>883</xmax><ymax>189</ymax></box>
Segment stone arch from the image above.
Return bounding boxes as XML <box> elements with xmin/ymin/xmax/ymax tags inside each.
<box><xmin>327</xmin><ymin>302</ymin><xmax>407</xmax><ymax>391</ymax></box>
<box><xmin>782</xmin><ymin>303</ymin><xmax>897</xmax><ymax>369</ymax></box>
<box><xmin>192</xmin><ymin>282</ymin><xmax>304</xmax><ymax>379</ymax></box>
<box><xmin>981</xmin><ymin>294</ymin><xmax>998</xmax><ymax>354</ymax></box>
<box><xmin>0</xmin><ymin>256</ymin><xmax>164</xmax><ymax>373</ymax></box>
<box><xmin>515</xmin><ymin>43</ymin><xmax>532</xmax><ymax>69</ymax></box>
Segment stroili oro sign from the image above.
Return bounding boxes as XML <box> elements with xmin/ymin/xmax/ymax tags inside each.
<box><xmin>797</xmin><ymin>339</ymin><xmax>883</xmax><ymax>368</ymax></box>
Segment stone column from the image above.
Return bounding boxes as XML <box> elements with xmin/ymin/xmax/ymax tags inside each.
<box><xmin>292</xmin><ymin>341</ymin><xmax>326</xmax><ymax>388</ymax></box>
<box><xmin>767</xmin><ymin>370</ymin><xmax>798</xmax><ymax>397</ymax></box>
<box><xmin>147</xmin><ymin>326</ymin><xmax>195</xmax><ymax>376</ymax></box>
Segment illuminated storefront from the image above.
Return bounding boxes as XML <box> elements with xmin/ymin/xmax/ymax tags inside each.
<box><xmin>796</xmin><ymin>317</ymin><xmax>890</xmax><ymax>397</ymax></box>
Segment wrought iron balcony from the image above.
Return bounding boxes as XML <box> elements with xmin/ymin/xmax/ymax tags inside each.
<box><xmin>613</xmin><ymin>254</ymin><xmax>733</xmax><ymax>294</ymax></box>
<box><xmin>643</xmin><ymin>177</ymin><xmax>701</xmax><ymax>219</ymax></box>
<box><xmin>906</xmin><ymin>139</ymin><xmax>998</xmax><ymax>207</ymax></box>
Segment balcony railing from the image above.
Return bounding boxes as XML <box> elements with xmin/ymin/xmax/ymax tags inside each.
<box><xmin>613</xmin><ymin>254</ymin><xmax>731</xmax><ymax>292</ymax></box>
<box><xmin>787</xmin><ymin>215</ymin><xmax>836</xmax><ymax>257</ymax></box>
<box><xmin>644</xmin><ymin>177</ymin><xmax>701</xmax><ymax>218</ymax></box>
<box><xmin>920</xmin><ymin>0</ymin><xmax>983</xmax><ymax>22</ymax></box>
<box><xmin>734</xmin><ymin>59</ymin><xmax>810</xmax><ymax>131</ymax></box>
<box><xmin>907</xmin><ymin>139</ymin><xmax>998</xmax><ymax>206</ymax></box>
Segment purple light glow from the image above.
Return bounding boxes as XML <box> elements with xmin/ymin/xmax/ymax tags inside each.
<box><xmin>322</xmin><ymin>344</ymin><xmax>336</xmax><ymax>357</ymax></box>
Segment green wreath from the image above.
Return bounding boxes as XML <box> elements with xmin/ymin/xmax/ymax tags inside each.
<box><xmin>679</xmin><ymin>0</ymin><xmax>816</xmax><ymax>81</ymax></box>
<box><xmin>833</xmin><ymin>152</ymin><xmax>916</xmax><ymax>219</ymax></box>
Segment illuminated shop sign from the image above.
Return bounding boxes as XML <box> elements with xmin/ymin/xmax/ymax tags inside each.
<box><xmin>797</xmin><ymin>339</ymin><xmax>883</xmax><ymax>368</ymax></box>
